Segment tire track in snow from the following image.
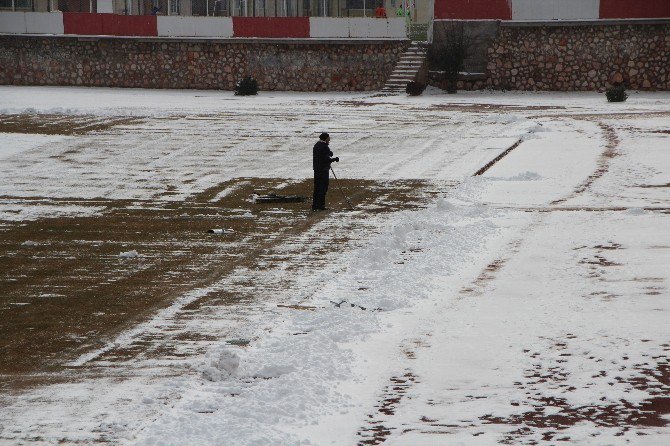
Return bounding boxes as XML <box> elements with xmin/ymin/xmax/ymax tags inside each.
<box><xmin>551</xmin><ymin>121</ymin><xmax>620</xmax><ymax>205</ymax></box>
<box><xmin>356</xmin><ymin>334</ymin><xmax>432</xmax><ymax>446</ymax></box>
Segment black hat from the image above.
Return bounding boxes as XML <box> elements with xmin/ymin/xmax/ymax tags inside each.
<box><xmin>319</xmin><ymin>132</ymin><xmax>330</xmax><ymax>141</ymax></box>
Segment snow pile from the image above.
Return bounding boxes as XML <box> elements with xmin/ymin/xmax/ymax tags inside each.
<box><xmin>487</xmin><ymin>170</ymin><xmax>543</xmax><ymax>181</ymax></box>
<box><xmin>626</xmin><ymin>207</ymin><xmax>648</xmax><ymax>215</ymax></box>
<box><xmin>508</xmin><ymin>170</ymin><xmax>542</xmax><ymax>181</ymax></box>
<box><xmin>119</xmin><ymin>250</ymin><xmax>140</xmax><ymax>258</ymax></box>
<box><xmin>201</xmin><ymin>348</ymin><xmax>240</xmax><ymax>381</ymax></box>
<box><xmin>129</xmin><ymin>183</ymin><xmax>516</xmax><ymax>445</ymax></box>
<box><xmin>0</xmin><ymin>204</ymin><xmax>106</xmax><ymax>222</ymax></box>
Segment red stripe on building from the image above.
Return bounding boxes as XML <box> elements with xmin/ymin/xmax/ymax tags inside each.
<box><xmin>102</xmin><ymin>15</ymin><xmax>157</xmax><ymax>36</ymax></box>
<box><xmin>63</xmin><ymin>13</ymin><xmax>157</xmax><ymax>36</ymax></box>
<box><xmin>434</xmin><ymin>0</ymin><xmax>512</xmax><ymax>20</ymax></box>
<box><xmin>233</xmin><ymin>17</ymin><xmax>310</xmax><ymax>38</ymax></box>
<box><xmin>600</xmin><ymin>0</ymin><xmax>670</xmax><ymax>19</ymax></box>
<box><xmin>63</xmin><ymin>12</ymin><xmax>104</xmax><ymax>35</ymax></box>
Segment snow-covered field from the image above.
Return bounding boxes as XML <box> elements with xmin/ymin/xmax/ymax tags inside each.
<box><xmin>0</xmin><ymin>86</ymin><xmax>669</xmax><ymax>445</ymax></box>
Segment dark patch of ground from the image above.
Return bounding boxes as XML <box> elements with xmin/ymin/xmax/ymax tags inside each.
<box><xmin>357</xmin><ymin>371</ymin><xmax>418</xmax><ymax>446</ymax></box>
<box><xmin>0</xmin><ymin>114</ymin><xmax>143</xmax><ymax>135</ymax></box>
<box><xmin>0</xmin><ymin>177</ymin><xmax>434</xmax><ymax>388</ymax></box>
<box><xmin>478</xmin><ymin>348</ymin><xmax>670</xmax><ymax>445</ymax></box>
<box><xmin>636</xmin><ymin>183</ymin><xmax>670</xmax><ymax>188</ymax></box>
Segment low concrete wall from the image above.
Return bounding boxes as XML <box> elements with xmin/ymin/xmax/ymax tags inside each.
<box><xmin>310</xmin><ymin>18</ymin><xmax>349</xmax><ymax>38</ymax></box>
<box><xmin>348</xmin><ymin>18</ymin><xmax>406</xmax><ymax>39</ymax></box>
<box><xmin>0</xmin><ymin>12</ymin><xmax>27</xmax><ymax>34</ymax></box>
<box><xmin>0</xmin><ymin>35</ymin><xmax>409</xmax><ymax>91</ymax></box>
<box><xmin>25</xmin><ymin>12</ymin><xmax>65</xmax><ymax>35</ymax></box>
<box><xmin>430</xmin><ymin>20</ymin><xmax>670</xmax><ymax>91</ymax></box>
<box><xmin>309</xmin><ymin>17</ymin><xmax>406</xmax><ymax>39</ymax></box>
<box><xmin>0</xmin><ymin>11</ymin><xmax>64</xmax><ymax>35</ymax></box>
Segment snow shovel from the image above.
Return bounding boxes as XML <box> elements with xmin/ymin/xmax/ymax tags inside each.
<box><xmin>330</xmin><ymin>166</ymin><xmax>354</xmax><ymax>211</ymax></box>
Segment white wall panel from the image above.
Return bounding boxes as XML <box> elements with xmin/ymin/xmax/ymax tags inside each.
<box><xmin>512</xmin><ymin>0</ymin><xmax>600</xmax><ymax>20</ymax></box>
<box><xmin>309</xmin><ymin>18</ymin><xmax>349</xmax><ymax>38</ymax></box>
<box><xmin>386</xmin><ymin>17</ymin><xmax>406</xmax><ymax>37</ymax></box>
<box><xmin>158</xmin><ymin>16</ymin><xmax>195</xmax><ymax>37</ymax></box>
<box><xmin>157</xmin><ymin>16</ymin><xmax>233</xmax><ymax>37</ymax></box>
<box><xmin>349</xmin><ymin>18</ymin><xmax>385</xmax><ymax>38</ymax></box>
<box><xmin>195</xmin><ymin>17</ymin><xmax>233</xmax><ymax>37</ymax></box>
<box><xmin>310</xmin><ymin>17</ymin><xmax>405</xmax><ymax>38</ymax></box>
<box><xmin>0</xmin><ymin>12</ymin><xmax>27</xmax><ymax>34</ymax></box>
<box><xmin>25</xmin><ymin>12</ymin><xmax>64</xmax><ymax>34</ymax></box>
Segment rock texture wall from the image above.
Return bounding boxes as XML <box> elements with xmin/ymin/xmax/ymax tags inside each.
<box><xmin>430</xmin><ymin>21</ymin><xmax>670</xmax><ymax>91</ymax></box>
<box><xmin>0</xmin><ymin>35</ymin><xmax>408</xmax><ymax>91</ymax></box>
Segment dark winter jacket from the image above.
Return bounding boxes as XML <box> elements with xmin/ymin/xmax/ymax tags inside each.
<box><xmin>313</xmin><ymin>140</ymin><xmax>336</xmax><ymax>171</ymax></box>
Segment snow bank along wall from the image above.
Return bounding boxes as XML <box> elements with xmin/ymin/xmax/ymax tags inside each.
<box><xmin>430</xmin><ymin>0</ymin><xmax>670</xmax><ymax>91</ymax></box>
<box><xmin>0</xmin><ymin>35</ymin><xmax>408</xmax><ymax>91</ymax></box>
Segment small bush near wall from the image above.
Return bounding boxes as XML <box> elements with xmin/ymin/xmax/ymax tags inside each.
<box><xmin>406</xmin><ymin>81</ymin><xmax>426</xmax><ymax>96</ymax></box>
<box><xmin>235</xmin><ymin>76</ymin><xmax>259</xmax><ymax>96</ymax></box>
<box><xmin>606</xmin><ymin>84</ymin><xmax>628</xmax><ymax>102</ymax></box>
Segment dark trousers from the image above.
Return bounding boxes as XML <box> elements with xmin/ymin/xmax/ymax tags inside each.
<box><xmin>312</xmin><ymin>169</ymin><xmax>329</xmax><ymax>210</ymax></box>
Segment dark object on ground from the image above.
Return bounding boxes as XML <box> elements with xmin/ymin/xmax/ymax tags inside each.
<box><xmin>207</xmin><ymin>228</ymin><xmax>234</xmax><ymax>234</ymax></box>
<box><xmin>406</xmin><ymin>81</ymin><xmax>426</xmax><ymax>96</ymax></box>
<box><xmin>331</xmin><ymin>299</ymin><xmax>382</xmax><ymax>312</ymax></box>
<box><xmin>254</xmin><ymin>193</ymin><xmax>306</xmax><ymax>203</ymax></box>
<box><xmin>606</xmin><ymin>84</ymin><xmax>628</xmax><ymax>102</ymax></box>
<box><xmin>235</xmin><ymin>76</ymin><xmax>259</xmax><ymax>96</ymax></box>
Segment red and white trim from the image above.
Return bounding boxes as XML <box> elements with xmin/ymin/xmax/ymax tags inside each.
<box><xmin>63</xmin><ymin>12</ymin><xmax>158</xmax><ymax>36</ymax></box>
<box><xmin>435</xmin><ymin>0</ymin><xmax>511</xmax><ymax>20</ymax></box>
<box><xmin>0</xmin><ymin>12</ymin><xmax>407</xmax><ymax>39</ymax></box>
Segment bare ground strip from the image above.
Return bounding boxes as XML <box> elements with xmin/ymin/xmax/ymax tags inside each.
<box><xmin>0</xmin><ymin>177</ymin><xmax>437</xmax><ymax>389</ymax></box>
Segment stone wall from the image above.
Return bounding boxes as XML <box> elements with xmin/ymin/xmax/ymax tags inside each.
<box><xmin>0</xmin><ymin>35</ymin><xmax>408</xmax><ymax>91</ymax></box>
<box><xmin>430</xmin><ymin>20</ymin><xmax>670</xmax><ymax>91</ymax></box>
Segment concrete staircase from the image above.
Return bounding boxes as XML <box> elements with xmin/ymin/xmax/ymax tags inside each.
<box><xmin>380</xmin><ymin>42</ymin><xmax>428</xmax><ymax>94</ymax></box>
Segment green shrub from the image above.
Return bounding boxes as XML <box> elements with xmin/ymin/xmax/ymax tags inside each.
<box><xmin>606</xmin><ymin>84</ymin><xmax>628</xmax><ymax>102</ymax></box>
<box><xmin>406</xmin><ymin>81</ymin><xmax>426</xmax><ymax>96</ymax></box>
<box><xmin>235</xmin><ymin>75</ymin><xmax>259</xmax><ymax>96</ymax></box>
